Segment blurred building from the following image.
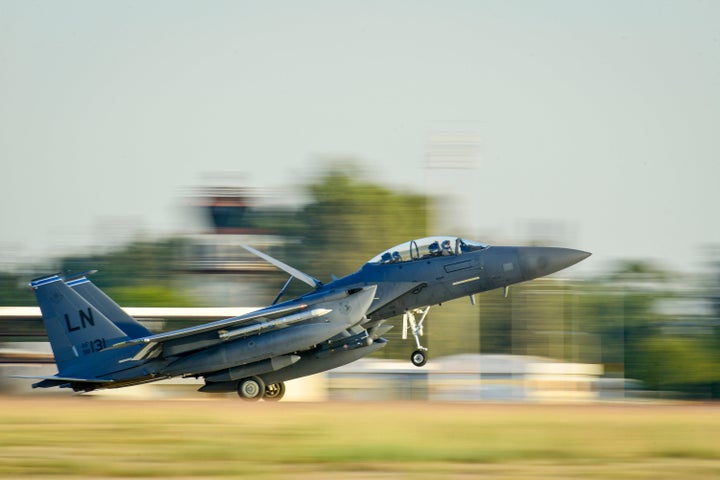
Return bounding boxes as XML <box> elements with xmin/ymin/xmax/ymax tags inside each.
<box><xmin>2</xmin><ymin>351</ymin><xmax>605</xmax><ymax>402</ymax></box>
<box><xmin>329</xmin><ymin>354</ymin><xmax>604</xmax><ymax>402</ymax></box>
<box><xmin>182</xmin><ymin>185</ymin><xmax>287</xmax><ymax>306</ymax></box>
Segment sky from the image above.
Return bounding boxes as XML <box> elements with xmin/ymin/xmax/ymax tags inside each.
<box><xmin>1</xmin><ymin>1</ymin><xmax>719</xmax><ymax>276</ymax></box>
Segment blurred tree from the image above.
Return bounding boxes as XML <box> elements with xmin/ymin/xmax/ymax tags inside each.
<box><xmin>58</xmin><ymin>238</ymin><xmax>197</xmax><ymax>306</ymax></box>
<box><xmin>0</xmin><ymin>272</ymin><xmax>36</xmax><ymax>306</ymax></box>
<box><xmin>268</xmin><ymin>164</ymin><xmax>429</xmax><ymax>359</ymax></box>
<box><xmin>574</xmin><ymin>262</ymin><xmax>668</xmax><ymax>376</ymax></box>
<box><xmin>288</xmin><ymin>164</ymin><xmax>428</xmax><ymax>282</ymax></box>
<box><xmin>571</xmin><ymin>260</ymin><xmax>720</xmax><ymax>398</ymax></box>
<box><xmin>607</xmin><ymin>260</ymin><xmax>669</xmax><ymax>281</ymax></box>
<box><xmin>477</xmin><ymin>289</ymin><xmax>515</xmax><ymax>354</ymax></box>
<box><xmin>636</xmin><ymin>335</ymin><xmax>720</xmax><ymax>396</ymax></box>
<box><xmin>104</xmin><ymin>285</ymin><xmax>197</xmax><ymax>307</ymax></box>
<box><xmin>475</xmin><ymin>280</ymin><xmax>593</xmax><ymax>362</ymax></box>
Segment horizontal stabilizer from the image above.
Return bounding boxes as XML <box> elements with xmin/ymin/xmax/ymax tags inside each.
<box><xmin>12</xmin><ymin>375</ymin><xmax>114</xmax><ymax>388</ymax></box>
<box><xmin>12</xmin><ymin>375</ymin><xmax>114</xmax><ymax>383</ymax></box>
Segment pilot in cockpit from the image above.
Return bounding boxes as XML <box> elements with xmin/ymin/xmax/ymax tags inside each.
<box><xmin>428</xmin><ymin>241</ymin><xmax>440</xmax><ymax>256</ymax></box>
<box><xmin>441</xmin><ymin>239</ymin><xmax>453</xmax><ymax>255</ymax></box>
<box><xmin>392</xmin><ymin>251</ymin><xmax>402</xmax><ymax>262</ymax></box>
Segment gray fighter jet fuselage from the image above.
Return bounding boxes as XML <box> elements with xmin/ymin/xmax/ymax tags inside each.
<box><xmin>243</xmin><ymin>236</ymin><xmax>590</xmax><ymax>369</ymax></box>
<box><xmin>327</xmin><ymin>243</ymin><xmax>589</xmax><ymax>321</ymax></box>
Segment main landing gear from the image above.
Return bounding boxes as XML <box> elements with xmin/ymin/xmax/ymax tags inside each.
<box><xmin>263</xmin><ymin>382</ymin><xmax>286</xmax><ymax>401</ymax></box>
<box><xmin>403</xmin><ymin>306</ymin><xmax>430</xmax><ymax>367</ymax></box>
<box><xmin>237</xmin><ymin>377</ymin><xmax>286</xmax><ymax>401</ymax></box>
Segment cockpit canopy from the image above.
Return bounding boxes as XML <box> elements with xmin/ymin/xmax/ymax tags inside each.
<box><xmin>367</xmin><ymin>236</ymin><xmax>489</xmax><ymax>264</ymax></box>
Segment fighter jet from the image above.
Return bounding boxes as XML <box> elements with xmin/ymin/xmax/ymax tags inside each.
<box><xmin>24</xmin><ymin>236</ymin><xmax>588</xmax><ymax>400</ymax></box>
<box><xmin>241</xmin><ymin>236</ymin><xmax>590</xmax><ymax>369</ymax></box>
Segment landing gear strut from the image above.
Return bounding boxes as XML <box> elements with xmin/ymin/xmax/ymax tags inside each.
<box><xmin>403</xmin><ymin>306</ymin><xmax>430</xmax><ymax>367</ymax></box>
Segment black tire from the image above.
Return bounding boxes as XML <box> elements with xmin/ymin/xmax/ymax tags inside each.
<box><xmin>237</xmin><ymin>376</ymin><xmax>265</xmax><ymax>400</ymax></box>
<box><xmin>263</xmin><ymin>382</ymin><xmax>286</xmax><ymax>401</ymax></box>
<box><xmin>411</xmin><ymin>349</ymin><xmax>427</xmax><ymax>367</ymax></box>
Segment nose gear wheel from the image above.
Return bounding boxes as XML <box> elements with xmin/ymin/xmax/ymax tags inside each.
<box><xmin>411</xmin><ymin>349</ymin><xmax>427</xmax><ymax>367</ymax></box>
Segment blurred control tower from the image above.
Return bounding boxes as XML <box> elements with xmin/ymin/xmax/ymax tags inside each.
<box><xmin>182</xmin><ymin>184</ymin><xmax>286</xmax><ymax>306</ymax></box>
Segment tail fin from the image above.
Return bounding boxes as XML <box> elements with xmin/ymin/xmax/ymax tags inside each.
<box><xmin>30</xmin><ymin>275</ymin><xmax>130</xmax><ymax>374</ymax></box>
<box><xmin>66</xmin><ymin>275</ymin><xmax>151</xmax><ymax>339</ymax></box>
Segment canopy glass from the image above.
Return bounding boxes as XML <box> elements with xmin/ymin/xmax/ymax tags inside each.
<box><xmin>367</xmin><ymin>236</ymin><xmax>488</xmax><ymax>264</ymax></box>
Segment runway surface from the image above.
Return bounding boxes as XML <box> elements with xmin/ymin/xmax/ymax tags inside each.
<box><xmin>2</xmin><ymin>397</ymin><xmax>720</xmax><ymax>479</ymax></box>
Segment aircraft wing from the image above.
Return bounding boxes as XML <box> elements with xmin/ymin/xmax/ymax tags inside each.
<box><xmin>105</xmin><ymin>302</ymin><xmax>308</xmax><ymax>359</ymax></box>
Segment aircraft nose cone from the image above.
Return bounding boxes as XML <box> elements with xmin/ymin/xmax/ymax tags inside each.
<box><xmin>518</xmin><ymin>247</ymin><xmax>591</xmax><ymax>281</ymax></box>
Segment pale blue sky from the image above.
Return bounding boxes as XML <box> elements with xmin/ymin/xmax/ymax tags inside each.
<box><xmin>1</xmin><ymin>1</ymin><xmax>719</xmax><ymax>274</ymax></box>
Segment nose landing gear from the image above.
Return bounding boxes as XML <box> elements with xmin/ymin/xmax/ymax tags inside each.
<box><xmin>403</xmin><ymin>306</ymin><xmax>430</xmax><ymax>367</ymax></box>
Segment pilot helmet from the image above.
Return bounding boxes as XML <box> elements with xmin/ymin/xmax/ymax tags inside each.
<box><xmin>441</xmin><ymin>239</ymin><xmax>452</xmax><ymax>251</ymax></box>
<box><xmin>392</xmin><ymin>251</ymin><xmax>401</xmax><ymax>261</ymax></box>
<box><xmin>428</xmin><ymin>241</ymin><xmax>439</xmax><ymax>253</ymax></box>
<box><xmin>381</xmin><ymin>252</ymin><xmax>392</xmax><ymax>263</ymax></box>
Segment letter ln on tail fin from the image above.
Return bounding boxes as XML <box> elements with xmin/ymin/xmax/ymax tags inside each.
<box><xmin>29</xmin><ymin>275</ymin><xmax>130</xmax><ymax>373</ymax></box>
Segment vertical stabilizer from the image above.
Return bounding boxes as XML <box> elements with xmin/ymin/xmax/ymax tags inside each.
<box><xmin>67</xmin><ymin>276</ymin><xmax>151</xmax><ymax>339</ymax></box>
<box><xmin>30</xmin><ymin>275</ymin><xmax>130</xmax><ymax>373</ymax></box>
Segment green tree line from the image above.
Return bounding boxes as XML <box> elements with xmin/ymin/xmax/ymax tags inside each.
<box><xmin>2</xmin><ymin>166</ymin><xmax>719</xmax><ymax>397</ymax></box>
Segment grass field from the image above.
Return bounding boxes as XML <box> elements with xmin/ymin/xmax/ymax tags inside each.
<box><xmin>1</xmin><ymin>397</ymin><xmax>720</xmax><ymax>479</ymax></box>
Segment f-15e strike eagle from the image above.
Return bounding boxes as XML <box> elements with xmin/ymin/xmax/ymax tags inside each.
<box><xmin>24</xmin><ymin>236</ymin><xmax>589</xmax><ymax>400</ymax></box>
